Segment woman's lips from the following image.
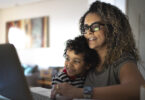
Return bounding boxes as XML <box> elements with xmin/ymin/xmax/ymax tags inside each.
<box><xmin>88</xmin><ymin>37</ymin><xmax>97</xmax><ymax>43</ymax></box>
<box><xmin>89</xmin><ymin>37</ymin><xmax>96</xmax><ymax>41</ymax></box>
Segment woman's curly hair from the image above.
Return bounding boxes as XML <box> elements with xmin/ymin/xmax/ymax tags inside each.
<box><xmin>79</xmin><ymin>1</ymin><xmax>139</xmax><ymax>67</ymax></box>
<box><xmin>64</xmin><ymin>35</ymin><xmax>100</xmax><ymax>70</ymax></box>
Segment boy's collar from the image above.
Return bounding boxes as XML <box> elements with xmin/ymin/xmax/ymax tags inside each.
<box><xmin>63</xmin><ymin>68</ymin><xmax>76</xmax><ymax>80</ymax></box>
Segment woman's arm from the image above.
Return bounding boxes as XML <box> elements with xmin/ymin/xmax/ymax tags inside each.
<box><xmin>51</xmin><ymin>62</ymin><xmax>145</xmax><ymax>100</ymax></box>
<box><xmin>92</xmin><ymin>62</ymin><xmax>145</xmax><ymax>100</ymax></box>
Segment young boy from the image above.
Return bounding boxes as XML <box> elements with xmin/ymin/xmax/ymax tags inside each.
<box><xmin>52</xmin><ymin>35</ymin><xmax>99</xmax><ymax>88</ymax></box>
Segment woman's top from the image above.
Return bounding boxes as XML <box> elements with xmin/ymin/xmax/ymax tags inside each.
<box><xmin>52</xmin><ymin>69</ymin><xmax>86</xmax><ymax>88</ymax></box>
<box><xmin>84</xmin><ymin>54</ymin><xmax>137</xmax><ymax>87</ymax></box>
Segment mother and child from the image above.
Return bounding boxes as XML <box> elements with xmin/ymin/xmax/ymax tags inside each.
<box><xmin>51</xmin><ymin>1</ymin><xmax>145</xmax><ymax>100</ymax></box>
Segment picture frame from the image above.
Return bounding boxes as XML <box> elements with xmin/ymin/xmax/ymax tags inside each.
<box><xmin>6</xmin><ymin>16</ymin><xmax>49</xmax><ymax>48</ymax></box>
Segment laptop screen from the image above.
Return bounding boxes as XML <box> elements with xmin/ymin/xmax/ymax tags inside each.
<box><xmin>0</xmin><ymin>44</ymin><xmax>33</xmax><ymax>100</ymax></box>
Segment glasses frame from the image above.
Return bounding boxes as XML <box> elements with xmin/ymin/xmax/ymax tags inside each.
<box><xmin>82</xmin><ymin>21</ymin><xmax>105</xmax><ymax>34</ymax></box>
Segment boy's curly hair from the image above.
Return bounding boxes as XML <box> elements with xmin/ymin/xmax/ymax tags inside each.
<box><xmin>64</xmin><ymin>35</ymin><xmax>100</xmax><ymax>69</ymax></box>
<box><xmin>79</xmin><ymin>1</ymin><xmax>139</xmax><ymax>67</ymax></box>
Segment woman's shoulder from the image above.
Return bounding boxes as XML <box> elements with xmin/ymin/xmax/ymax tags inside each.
<box><xmin>113</xmin><ymin>53</ymin><xmax>137</xmax><ymax>67</ymax></box>
<box><xmin>110</xmin><ymin>53</ymin><xmax>137</xmax><ymax>73</ymax></box>
<box><xmin>110</xmin><ymin>53</ymin><xmax>137</xmax><ymax>81</ymax></box>
<box><xmin>85</xmin><ymin>53</ymin><xmax>138</xmax><ymax>86</ymax></box>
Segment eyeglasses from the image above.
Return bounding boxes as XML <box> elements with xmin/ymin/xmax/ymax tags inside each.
<box><xmin>82</xmin><ymin>21</ymin><xmax>105</xmax><ymax>34</ymax></box>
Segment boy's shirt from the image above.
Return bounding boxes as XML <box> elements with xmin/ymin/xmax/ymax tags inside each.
<box><xmin>52</xmin><ymin>69</ymin><xmax>86</xmax><ymax>88</ymax></box>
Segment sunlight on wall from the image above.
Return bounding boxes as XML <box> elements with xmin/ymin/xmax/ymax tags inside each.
<box><xmin>8</xmin><ymin>27</ymin><xmax>27</xmax><ymax>49</ymax></box>
<box><xmin>8</xmin><ymin>26</ymin><xmax>66</xmax><ymax>69</ymax></box>
<box><xmin>18</xmin><ymin>47</ymin><xmax>65</xmax><ymax>69</ymax></box>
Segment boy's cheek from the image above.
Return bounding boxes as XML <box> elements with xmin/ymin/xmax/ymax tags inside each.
<box><xmin>64</xmin><ymin>62</ymin><xmax>67</xmax><ymax>67</ymax></box>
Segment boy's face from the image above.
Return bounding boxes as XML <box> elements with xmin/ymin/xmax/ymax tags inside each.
<box><xmin>64</xmin><ymin>49</ymin><xmax>88</xmax><ymax>77</ymax></box>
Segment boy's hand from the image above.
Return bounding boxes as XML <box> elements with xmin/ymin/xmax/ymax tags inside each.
<box><xmin>50</xmin><ymin>83</ymin><xmax>80</xmax><ymax>99</ymax></box>
<box><xmin>50</xmin><ymin>84</ymin><xmax>59</xmax><ymax>99</ymax></box>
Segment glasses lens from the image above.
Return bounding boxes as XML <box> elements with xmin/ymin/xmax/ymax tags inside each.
<box><xmin>82</xmin><ymin>22</ymin><xmax>104</xmax><ymax>34</ymax></box>
<box><xmin>91</xmin><ymin>24</ymin><xmax>100</xmax><ymax>32</ymax></box>
<box><xmin>82</xmin><ymin>25</ymin><xmax>88</xmax><ymax>34</ymax></box>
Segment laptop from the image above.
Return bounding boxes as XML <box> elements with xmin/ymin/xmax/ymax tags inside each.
<box><xmin>0</xmin><ymin>44</ymin><xmax>33</xmax><ymax>100</ymax></box>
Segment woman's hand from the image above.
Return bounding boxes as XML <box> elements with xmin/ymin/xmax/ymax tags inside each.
<box><xmin>51</xmin><ymin>83</ymin><xmax>83</xmax><ymax>99</ymax></box>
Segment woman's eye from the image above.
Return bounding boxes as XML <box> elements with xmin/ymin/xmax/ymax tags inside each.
<box><xmin>94</xmin><ymin>27</ymin><xmax>99</xmax><ymax>31</ymax></box>
<box><xmin>92</xmin><ymin>24</ymin><xmax>100</xmax><ymax>32</ymax></box>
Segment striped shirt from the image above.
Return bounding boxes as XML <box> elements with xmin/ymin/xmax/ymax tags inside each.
<box><xmin>52</xmin><ymin>71</ymin><xmax>86</xmax><ymax>88</ymax></box>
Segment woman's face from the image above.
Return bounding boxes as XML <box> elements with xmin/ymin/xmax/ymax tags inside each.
<box><xmin>64</xmin><ymin>49</ymin><xmax>88</xmax><ymax>77</ymax></box>
<box><xmin>84</xmin><ymin>13</ymin><xmax>106</xmax><ymax>50</ymax></box>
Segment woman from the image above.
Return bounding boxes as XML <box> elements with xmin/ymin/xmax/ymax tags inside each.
<box><xmin>51</xmin><ymin>1</ymin><xmax>145</xmax><ymax>100</ymax></box>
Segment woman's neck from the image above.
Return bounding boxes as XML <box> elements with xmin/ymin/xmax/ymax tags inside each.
<box><xmin>95</xmin><ymin>46</ymin><xmax>107</xmax><ymax>71</ymax></box>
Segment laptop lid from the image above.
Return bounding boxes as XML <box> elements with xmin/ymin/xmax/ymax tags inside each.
<box><xmin>0</xmin><ymin>44</ymin><xmax>33</xmax><ymax>100</ymax></box>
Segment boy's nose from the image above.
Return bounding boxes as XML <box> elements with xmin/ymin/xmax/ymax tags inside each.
<box><xmin>67</xmin><ymin>61</ymin><xmax>73</xmax><ymax>67</ymax></box>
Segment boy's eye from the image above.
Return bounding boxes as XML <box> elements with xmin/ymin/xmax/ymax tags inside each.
<box><xmin>65</xmin><ymin>57</ymin><xmax>69</xmax><ymax>61</ymax></box>
<box><xmin>73</xmin><ymin>60</ymin><xmax>81</xmax><ymax>64</ymax></box>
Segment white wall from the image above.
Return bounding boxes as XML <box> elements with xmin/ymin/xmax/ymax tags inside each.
<box><xmin>127</xmin><ymin>0</ymin><xmax>145</xmax><ymax>79</ymax></box>
<box><xmin>0</xmin><ymin>10</ymin><xmax>2</xmax><ymax>36</ymax></box>
<box><xmin>0</xmin><ymin>0</ymin><xmax>88</xmax><ymax>69</ymax></box>
<box><xmin>100</xmin><ymin>0</ymin><xmax>126</xmax><ymax>14</ymax></box>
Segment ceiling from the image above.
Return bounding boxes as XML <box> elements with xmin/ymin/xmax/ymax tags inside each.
<box><xmin>0</xmin><ymin>0</ymin><xmax>47</xmax><ymax>9</ymax></box>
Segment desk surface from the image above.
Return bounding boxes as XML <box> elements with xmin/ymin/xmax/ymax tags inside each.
<box><xmin>30</xmin><ymin>87</ymin><xmax>51</xmax><ymax>100</ymax></box>
<box><xmin>0</xmin><ymin>95</ymin><xmax>10</xmax><ymax>100</ymax></box>
<box><xmin>30</xmin><ymin>87</ymin><xmax>96</xmax><ymax>100</ymax></box>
